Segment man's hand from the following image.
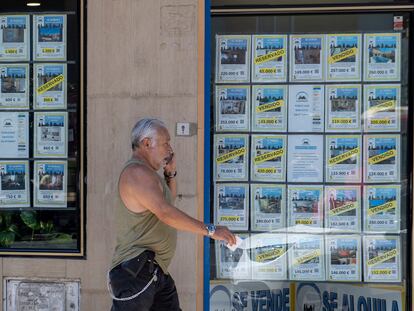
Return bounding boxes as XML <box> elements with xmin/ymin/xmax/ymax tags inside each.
<box><xmin>211</xmin><ymin>226</ymin><xmax>237</xmax><ymax>246</ymax></box>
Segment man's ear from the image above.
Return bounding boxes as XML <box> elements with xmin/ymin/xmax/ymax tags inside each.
<box><xmin>142</xmin><ymin>137</ymin><xmax>151</xmax><ymax>148</ymax></box>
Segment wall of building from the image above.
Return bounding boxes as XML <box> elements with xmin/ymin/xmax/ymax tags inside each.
<box><xmin>0</xmin><ymin>0</ymin><xmax>203</xmax><ymax>310</ymax></box>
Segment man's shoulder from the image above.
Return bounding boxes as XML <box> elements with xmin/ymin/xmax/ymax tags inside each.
<box><xmin>120</xmin><ymin>162</ymin><xmax>159</xmax><ymax>184</ymax></box>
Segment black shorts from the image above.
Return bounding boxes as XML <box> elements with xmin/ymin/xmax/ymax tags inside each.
<box><xmin>109</xmin><ymin>251</ymin><xmax>181</xmax><ymax>311</ymax></box>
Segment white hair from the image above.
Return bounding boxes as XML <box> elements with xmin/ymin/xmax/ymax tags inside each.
<box><xmin>131</xmin><ymin>118</ymin><xmax>166</xmax><ymax>149</ymax></box>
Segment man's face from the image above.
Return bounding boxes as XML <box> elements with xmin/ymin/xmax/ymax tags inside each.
<box><xmin>147</xmin><ymin>127</ymin><xmax>173</xmax><ymax>170</ymax></box>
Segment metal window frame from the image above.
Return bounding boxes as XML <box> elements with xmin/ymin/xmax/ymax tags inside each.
<box><xmin>0</xmin><ymin>0</ymin><xmax>87</xmax><ymax>258</ymax></box>
<box><xmin>204</xmin><ymin>2</ymin><xmax>414</xmax><ymax>310</ymax></box>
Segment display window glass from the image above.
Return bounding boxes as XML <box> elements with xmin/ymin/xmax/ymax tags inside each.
<box><xmin>0</xmin><ymin>0</ymin><xmax>85</xmax><ymax>256</ymax></box>
<box><xmin>212</xmin><ymin>0</ymin><xmax>414</xmax><ymax>8</ymax></box>
<box><xmin>208</xmin><ymin>10</ymin><xmax>412</xmax><ymax>310</ymax></box>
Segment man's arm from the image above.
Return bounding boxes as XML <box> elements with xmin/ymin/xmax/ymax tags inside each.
<box><xmin>163</xmin><ymin>153</ymin><xmax>177</xmax><ymax>201</ymax></box>
<box><xmin>119</xmin><ymin>165</ymin><xmax>236</xmax><ymax>245</ymax></box>
<box><xmin>164</xmin><ymin>177</ymin><xmax>177</xmax><ymax>202</ymax></box>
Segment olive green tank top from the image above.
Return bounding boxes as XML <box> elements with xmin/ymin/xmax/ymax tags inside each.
<box><xmin>110</xmin><ymin>158</ymin><xmax>177</xmax><ymax>273</ymax></box>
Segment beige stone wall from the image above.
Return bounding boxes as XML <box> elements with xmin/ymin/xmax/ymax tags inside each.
<box><xmin>1</xmin><ymin>1</ymin><xmax>202</xmax><ymax>310</ymax></box>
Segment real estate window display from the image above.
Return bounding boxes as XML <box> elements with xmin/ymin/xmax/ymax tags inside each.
<box><xmin>208</xmin><ymin>11</ymin><xmax>412</xmax><ymax>310</ymax></box>
<box><xmin>0</xmin><ymin>0</ymin><xmax>84</xmax><ymax>256</ymax></box>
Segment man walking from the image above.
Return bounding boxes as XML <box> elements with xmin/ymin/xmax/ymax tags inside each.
<box><xmin>108</xmin><ymin>118</ymin><xmax>236</xmax><ymax>310</ymax></box>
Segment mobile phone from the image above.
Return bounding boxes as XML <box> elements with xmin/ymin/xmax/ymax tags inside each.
<box><xmin>165</xmin><ymin>152</ymin><xmax>174</xmax><ymax>164</ymax></box>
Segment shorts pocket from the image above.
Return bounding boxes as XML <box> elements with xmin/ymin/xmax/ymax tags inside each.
<box><xmin>120</xmin><ymin>253</ymin><xmax>149</xmax><ymax>278</ymax></box>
